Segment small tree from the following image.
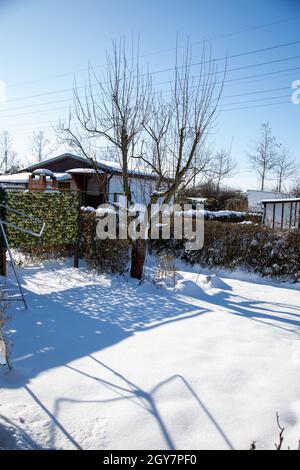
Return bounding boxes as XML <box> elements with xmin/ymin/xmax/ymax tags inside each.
<box><xmin>0</xmin><ymin>131</ymin><xmax>19</xmax><ymax>173</ymax></box>
<box><xmin>30</xmin><ymin>130</ymin><xmax>52</xmax><ymax>163</ymax></box>
<box><xmin>211</xmin><ymin>145</ymin><xmax>237</xmax><ymax>191</ymax></box>
<box><xmin>273</xmin><ymin>145</ymin><xmax>297</xmax><ymax>192</ymax></box>
<box><xmin>248</xmin><ymin>123</ymin><xmax>277</xmax><ymax>190</ymax></box>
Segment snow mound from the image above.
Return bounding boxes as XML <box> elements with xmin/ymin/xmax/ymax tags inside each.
<box><xmin>0</xmin><ymin>418</ymin><xmax>36</xmax><ymax>450</ymax></box>
<box><xmin>206</xmin><ymin>275</ymin><xmax>232</xmax><ymax>291</ymax></box>
<box><xmin>176</xmin><ymin>279</ymin><xmax>204</xmax><ymax>299</ymax></box>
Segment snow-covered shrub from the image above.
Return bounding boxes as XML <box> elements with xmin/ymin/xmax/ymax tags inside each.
<box><xmin>80</xmin><ymin>211</ymin><xmax>129</xmax><ymax>274</ymax></box>
<box><xmin>150</xmin><ymin>221</ymin><xmax>300</xmax><ymax>281</ymax></box>
<box><xmin>154</xmin><ymin>251</ymin><xmax>177</xmax><ymax>288</ymax></box>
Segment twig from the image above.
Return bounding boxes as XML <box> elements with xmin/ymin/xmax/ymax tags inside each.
<box><xmin>275</xmin><ymin>412</ymin><xmax>285</xmax><ymax>450</ymax></box>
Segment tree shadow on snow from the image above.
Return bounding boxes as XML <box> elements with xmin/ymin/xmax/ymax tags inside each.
<box><xmin>42</xmin><ymin>356</ymin><xmax>235</xmax><ymax>450</ymax></box>
<box><xmin>0</xmin><ymin>277</ymin><xmax>209</xmax><ymax>389</ymax></box>
<box><xmin>1</xmin><ymin>270</ymin><xmax>299</xmax><ymax>450</ymax></box>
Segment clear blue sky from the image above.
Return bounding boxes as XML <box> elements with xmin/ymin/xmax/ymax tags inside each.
<box><xmin>0</xmin><ymin>0</ymin><xmax>299</xmax><ymax>189</ymax></box>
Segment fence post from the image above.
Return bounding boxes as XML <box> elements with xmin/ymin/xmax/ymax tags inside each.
<box><xmin>74</xmin><ymin>193</ymin><xmax>82</xmax><ymax>269</ymax></box>
<box><xmin>0</xmin><ymin>243</ymin><xmax>6</xmax><ymax>277</ymax></box>
<box><xmin>0</xmin><ymin>191</ymin><xmax>6</xmax><ymax>277</ymax></box>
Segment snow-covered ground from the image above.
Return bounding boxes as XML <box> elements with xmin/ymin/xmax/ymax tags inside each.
<box><xmin>1</xmin><ymin>259</ymin><xmax>300</xmax><ymax>450</ymax></box>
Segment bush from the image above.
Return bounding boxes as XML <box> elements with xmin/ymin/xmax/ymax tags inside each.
<box><xmin>80</xmin><ymin>211</ymin><xmax>129</xmax><ymax>274</ymax></box>
<box><xmin>150</xmin><ymin>221</ymin><xmax>300</xmax><ymax>281</ymax></box>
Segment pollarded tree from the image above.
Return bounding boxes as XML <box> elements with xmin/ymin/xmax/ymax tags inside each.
<box><xmin>59</xmin><ymin>38</ymin><xmax>225</xmax><ymax>280</ymax></box>
<box><xmin>131</xmin><ymin>43</ymin><xmax>226</xmax><ymax>279</ymax></box>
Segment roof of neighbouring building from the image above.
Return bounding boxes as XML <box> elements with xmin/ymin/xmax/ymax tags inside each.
<box><xmin>260</xmin><ymin>198</ymin><xmax>300</xmax><ymax>204</ymax></box>
<box><xmin>24</xmin><ymin>153</ymin><xmax>158</xmax><ymax>179</ymax></box>
<box><xmin>0</xmin><ymin>172</ymin><xmax>72</xmax><ymax>185</ymax></box>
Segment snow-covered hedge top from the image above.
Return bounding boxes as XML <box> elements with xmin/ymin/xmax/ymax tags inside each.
<box><xmin>175</xmin><ymin>210</ymin><xmax>246</xmax><ymax>220</ymax></box>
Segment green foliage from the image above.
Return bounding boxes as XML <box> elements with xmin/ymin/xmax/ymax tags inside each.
<box><xmin>2</xmin><ymin>191</ymin><xmax>81</xmax><ymax>254</ymax></box>
<box><xmin>204</xmin><ymin>198</ymin><xmax>223</xmax><ymax>211</ymax></box>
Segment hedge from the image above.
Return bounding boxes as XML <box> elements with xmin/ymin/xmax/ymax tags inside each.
<box><xmin>150</xmin><ymin>221</ymin><xmax>300</xmax><ymax>281</ymax></box>
<box><xmin>80</xmin><ymin>211</ymin><xmax>129</xmax><ymax>274</ymax></box>
<box><xmin>0</xmin><ymin>190</ymin><xmax>81</xmax><ymax>255</ymax></box>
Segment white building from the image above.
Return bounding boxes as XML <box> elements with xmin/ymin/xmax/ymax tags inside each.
<box><xmin>261</xmin><ymin>198</ymin><xmax>300</xmax><ymax>229</ymax></box>
<box><xmin>247</xmin><ymin>189</ymin><xmax>291</xmax><ymax>213</ymax></box>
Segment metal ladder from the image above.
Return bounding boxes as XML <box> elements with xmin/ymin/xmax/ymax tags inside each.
<box><xmin>0</xmin><ymin>204</ymin><xmax>45</xmax><ymax>310</ymax></box>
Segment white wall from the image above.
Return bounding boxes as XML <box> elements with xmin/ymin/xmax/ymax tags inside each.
<box><xmin>108</xmin><ymin>174</ymin><xmax>156</xmax><ymax>205</ymax></box>
<box><xmin>264</xmin><ymin>201</ymin><xmax>300</xmax><ymax>229</ymax></box>
<box><xmin>247</xmin><ymin>190</ymin><xmax>290</xmax><ymax>213</ymax></box>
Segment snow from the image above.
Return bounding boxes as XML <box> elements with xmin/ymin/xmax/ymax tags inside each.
<box><xmin>67</xmin><ymin>168</ymin><xmax>100</xmax><ymax>175</ymax></box>
<box><xmin>0</xmin><ymin>173</ymin><xmax>31</xmax><ymax>184</ymax></box>
<box><xmin>0</xmin><ymin>172</ymin><xmax>72</xmax><ymax>184</ymax></box>
<box><xmin>185</xmin><ymin>197</ymin><xmax>207</xmax><ymax>203</ymax></box>
<box><xmin>81</xmin><ymin>206</ymin><xmax>96</xmax><ymax>213</ymax></box>
<box><xmin>176</xmin><ymin>209</ymin><xmax>246</xmax><ymax>219</ymax></box>
<box><xmin>98</xmin><ymin>159</ymin><xmax>157</xmax><ymax>179</ymax></box>
<box><xmin>260</xmin><ymin>198</ymin><xmax>300</xmax><ymax>204</ymax></box>
<box><xmin>0</xmin><ymin>259</ymin><xmax>300</xmax><ymax>450</ymax></box>
<box><xmin>33</xmin><ymin>169</ymin><xmax>55</xmax><ymax>177</ymax></box>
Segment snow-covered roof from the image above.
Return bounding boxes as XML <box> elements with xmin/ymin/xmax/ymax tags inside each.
<box><xmin>0</xmin><ymin>172</ymin><xmax>72</xmax><ymax>184</ymax></box>
<box><xmin>25</xmin><ymin>153</ymin><xmax>158</xmax><ymax>179</ymax></box>
<box><xmin>185</xmin><ymin>197</ymin><xmax>207</xmax><ymax>203</ymax></box>
<box><xmin>247</xmin><ymin>189</ymin><xmax>291</xmax><ymax>196</ymax></box>
<box><xmin>33</xmin><ymin>169</ymin><xmax>55</xmax><ymax>177</ymax></box>
<box><xmin>67</xmin><ymin>168</ymin><xmax>100</xmax><ymax>175</ymax></box>
<box><xmin>260</xmin><ymin>198</ymin><xmax>300</xmax><ymax>204</ymax></box>
<box><xmin>97</xmin><ymin>159</ymin><xmax>156</xmax><ymax>178</ymax></box>
<box><xmin>0</xmin><ymin>173</ymin><xmax>31</xmax><ymax>184</ymax></box>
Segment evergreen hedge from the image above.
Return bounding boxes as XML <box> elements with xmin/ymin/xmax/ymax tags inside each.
<box><xmin>0</xmin><ymin>190</ymin><xmax>81</xmax><ymax>255</ymax></box>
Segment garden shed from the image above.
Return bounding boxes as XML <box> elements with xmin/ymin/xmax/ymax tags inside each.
<box><xmin>261</xmin><ymin>198</ymin><xmax>300</xmax><ymax>230</ymax></box>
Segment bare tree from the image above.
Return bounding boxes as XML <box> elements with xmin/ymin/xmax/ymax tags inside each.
<box><xmin>30</xmin><ymin>131</ymin><xmax>52</xmax><ymax>163</ymax></box>
<box><xmin>59</xmin><ymin>38</ymin><xmax>151</xmax><ymax>201</ymax></box>
<box><xmin>210</xmin><ymin>145</ymin><xmax>237</xmax><ymax>190</ymax></box>
<box><xmin>131</xmin><ymin>43</ymin><xmax>226</xmax><ymax>278</ymax></box>
<box><xmin>273</xmin><ymin>145</ymin><xmax>297</xmax><ymax>192</ymax></box>
<box><xmin>290</xmin><ymin>177</ymin><xmax>300</xmax><ymax>197</ymax></box>
<box><xmin>248</xmin><ymin>123</ymin><xmax>277</xmax><ymax>190</ymax></box>
<box><xmin>0</xmin><ymin>131</ymin><xmax>20</xmax><ymax>173</ymax></box>
<box><xmin>58</xmin><ymin>38</ymin><xmax>225</xmax><ymax>280</ymax></box>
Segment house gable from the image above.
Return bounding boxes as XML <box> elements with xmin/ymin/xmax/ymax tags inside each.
<box><xmin>24</xmin><ymin>154</ymin><xmax>92</xmax><ymax>173</ymax></box>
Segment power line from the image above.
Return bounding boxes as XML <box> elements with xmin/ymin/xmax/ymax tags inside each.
<box><xmin>7</xmin><ymin>16</ymin><xmax>299</xmax><ymax>90</ymax></box>
<box><xmin>221</xmin><ymin>100</ymin><xmax>293</xmax><ymax>112</ymax></box>
<box><xmin>0</xmin><ymin>85</ymin><xmax>292</xmax><ymax>121</ymax></box>
<box><xmin>1</xmin><ymin>59</ymin><xmax>299</xmax><ymax>118</ymax></box>
<box><xmin>4</xmin><ymin>39</ymin><xmax>300</xmax><ymax>105</ymax></box>
<box><xmin>220</xmin><ymin>86</ymin><xmax>289</xmax><ymax>99</ymax></box>
<box><xmin>151</xmin><ymin>40</ymin><xmax>300</xmax><ymax>77</ymax></box>
<box><xmin>221</xmin><ymin>93</ymin><xmax>291</xmax><ymax>107</ymax></box>
<box><xmin>1</xmin><ymin>94</ymin><xmax>296</xmax><ymax>132</ymax></box>
<box><xmin>0</xmin><ymin>55</ymin><xmax>300</xmax><ymax>113</ymax></box>
<box><xmin>0</xmin><ymin>84</ymin><xmax>292</xmax><ymax>116</ymax></box>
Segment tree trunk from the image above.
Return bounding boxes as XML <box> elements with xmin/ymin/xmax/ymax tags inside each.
<box><xmin>130</xmin><ymin>238</ymin><xmax>147</xmax><ymax>280</ymax></box>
